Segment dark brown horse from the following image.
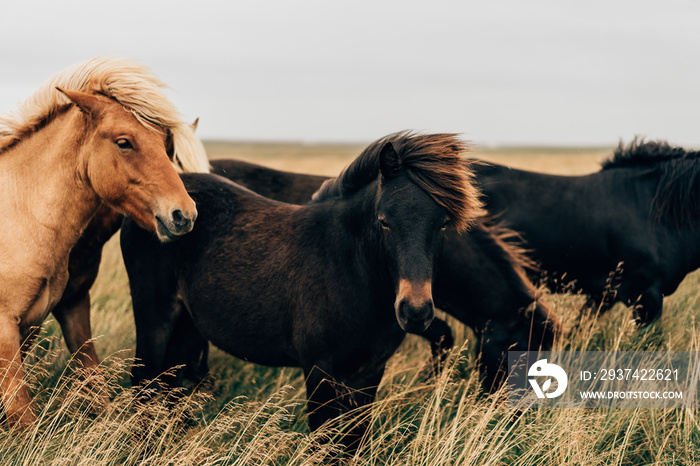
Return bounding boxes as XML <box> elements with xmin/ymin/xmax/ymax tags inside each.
<box><xmin>200</xmin><ymin>158</ymin><xmax>559</xmax><ymax>388</ymax></box>
<box><xmin>120</xmin><ymin>132</ymin><xmax>482</xmax><ymax>448</ymax></box>
<box><xmin>473</xmin><ymin>139</ymin><xmax>700</xmax><ymax>325</ymax></box>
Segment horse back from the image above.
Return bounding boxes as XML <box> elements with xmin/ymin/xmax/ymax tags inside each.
<box><xmin>209</xmin><ymin>159</ymin><xmax>326</xmax><ymax>204</ymax></box>
<box><xmin>474</xmin><ymin>162</ymin><xmax>654</xmax><ymax>254</ymax></box>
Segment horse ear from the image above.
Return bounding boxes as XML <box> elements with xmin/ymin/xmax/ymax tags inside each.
<box><xmin>56</xmin><ymin>87</ymin><xmax>102</xmax><ymax>117</ymax></box>
<box><xmin>379</xmin><ymin>141</ymin><xmax>400</xmax><ymax>180</ymax></box>
<box><xmin>191</xmin><ymin>118</ymin><xmax>200</xmax><ymax>131</ymax></box>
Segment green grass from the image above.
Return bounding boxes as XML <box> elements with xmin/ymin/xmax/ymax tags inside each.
<box><xmin>1</xmin><ymin>145</ymin><xmax>699</xmax><ymax>464</ymax></box>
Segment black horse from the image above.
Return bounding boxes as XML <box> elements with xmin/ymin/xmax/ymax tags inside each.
<box><xmin>121</xmin><ymin>132</ymin><xmax>481</xmax><ymax>448</ymax></box>
<box><xmin>206</xmin><ymin>158</ymin><xmax>559</xmax><ymax>389</ymax></box>
<box><xmin>473</xmin><ymin>139</ymin><xmax>700</xmax><ymax>325</ymax></box>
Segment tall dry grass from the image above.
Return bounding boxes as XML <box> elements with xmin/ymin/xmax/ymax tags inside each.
<box><xmin>1</xmin><ymin>144</ymin><xmax>698</xmax><ymax>465</ymax></box>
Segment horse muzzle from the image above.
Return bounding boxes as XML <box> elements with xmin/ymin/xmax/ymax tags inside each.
<box><xmin>155</xmin><ymin>205</ymin><xmax>197</xmax><ymax>242</ymax></box>
<box><xmin>395</xmin><ymin>279</ymin><xmax>435</xmax><ymax>333</ymax></box>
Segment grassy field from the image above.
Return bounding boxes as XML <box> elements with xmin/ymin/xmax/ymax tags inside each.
<box><xmin>1</xmin><ymin>141</ymin><xmax>699</xmax><ymax>465</ymax></box>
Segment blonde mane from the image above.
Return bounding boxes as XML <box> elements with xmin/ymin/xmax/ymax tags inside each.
<box><xmin>0</xmin><ymin>57</ymin><xmax>209</xmax><ymax>173</ymax></box>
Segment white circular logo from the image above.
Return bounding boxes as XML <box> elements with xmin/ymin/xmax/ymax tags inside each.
<box><xmin>528</xmin><ymin>359</ymin><xmax>568</xmax><ymax>399</ymax></box>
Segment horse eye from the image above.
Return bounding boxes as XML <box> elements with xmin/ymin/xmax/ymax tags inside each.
<box><xmin>115</xmin><ymin>138</ymin><xmax>133</xmax><ymax>150</ymax></box>
<box><xmin>441</xmin><ymin>218</ymin><xmax>451</xmax><ymax>230</ymax></box>
<box><xmin>378</xmin><ymin>217</ymin><xmax>391</xmax><ymax>230</ymax></box>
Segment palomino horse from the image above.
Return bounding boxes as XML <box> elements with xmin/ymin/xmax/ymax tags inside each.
<box><xmin>121</xmin><ymin>132</ymin><xmax>482</xmax><ymax>449</ymax></box>
<box><xmin>35</xmin><ymin>58</ymin><xmax>210</xmax><ymax>375</ymax></box>
<box><xmin>473</xmin><ymin>139</ymin><xmax>700</xmax><ymax>325</ymax></box>
<box><xmin>0</xmin><ymin>58</ymin><xmax>199</xmax><ymax>426</ymax></box>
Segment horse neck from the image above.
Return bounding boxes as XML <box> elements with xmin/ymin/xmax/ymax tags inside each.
<box><xmin>663</xmin><ymin>225</ymin><xmax>700</xmax><ymax>275</ymax></box>
<box><xmin>0</xmin><ymin>109</ymin><xmax>101</xmax><ymax>263</ymax></box>
<box><xmin>323</xmin><ymin>182</ymin><xmax>391</xmax><ymax>282</ymax></box>
<box><xmin>605</xmin><ymin>167</ymin><xmax>700</xmax><ymax>280</ymax></box>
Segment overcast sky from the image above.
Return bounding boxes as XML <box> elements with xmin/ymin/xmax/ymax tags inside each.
<box><xmin>1</xmin><ymin>0</ymin><xmax>698</xmax><ymax>146</ymax></box>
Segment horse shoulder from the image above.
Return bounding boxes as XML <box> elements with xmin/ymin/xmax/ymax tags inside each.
<box><xmin>0</xmin><ymin>258</ymin><xmax>69</xmax><ymax>334</ymax></box>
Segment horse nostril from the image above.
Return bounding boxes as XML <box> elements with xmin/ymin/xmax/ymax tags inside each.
<box><xmin>417</xmin><ymin>300</ymin><xmax>435</xmax><ymax>323</ymax></box>
<box><xmin>398</xmin><ymin>299</ymin><xmax>414</xmax><ymax>317</ymax></box>
<box><xmin>171</xmin><ymin>209</ymin><xmax>186</xmax><ymax>227</ymax></box>
<box><xmin>397</xmin><ymin>298</ymin><xmax>434</xmax><ymax>333</ymax></box>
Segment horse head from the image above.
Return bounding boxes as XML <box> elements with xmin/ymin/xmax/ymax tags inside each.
<box><xmin>58</xmin><ymin>87</ymin><xmax>197</xmax><ymax>241</ymax></box>
<box><xmin>376</xmin><ymin>142</ymin><xmax>453</xmax><ymax>333</ymax></box>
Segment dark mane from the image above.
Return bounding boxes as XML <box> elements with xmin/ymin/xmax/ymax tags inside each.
<box><xmin>602</xmin><ymin>138</ymin><xmax>700</xmax><ymax>228</ymax></box>
<box><xmin>311</xmin><ymin>131</ymin><xmax>483</xmax><ymax>232</ymax></box>
<box><xmin>601</xmin><ymin>138</ymin><xmax>700</xmax><ymax>169</ymax></box>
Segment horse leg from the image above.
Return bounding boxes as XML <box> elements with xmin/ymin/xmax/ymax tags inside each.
<box><xmin>52</xmin><ymin>293</ymin><xmax>112</xmax><ymax>411</ymax></box>
<box><xmin>418</xmin><ymin>317</ymin><xmax>454</xmax><ymax>376</ymax></box>
<box><xmin>131</xmin><ymin>291</ymin><xmax>182</xmax><ymax>389</ymax></box>
<box><xmin>527</xmin><ymin>300</ymin><xmax>560</xmax><ymax>351</ymax></box>
<box><xmin>121</xmin><ymin>237</ymin><xmax>180</xmax><ymax>388</ymax></box>
<box><xmin>477</xmin><ymin>304</ymin><xmax>559</xmax><ymax>393</ymax></box>
<box><xmin>52</xmin><ymin>293</ymin><xmax>100</xmax><ymax>370</ymax></box>
<box><xmin>612</xmin><ymin>275</ymin><xmax>663</xmax><ymax>326</ymax></box>
<box><xmin>475</xmin><ymin>329</ymin><xmax>511</xmax><ymax>392</ymax></box>
<box><xmin>583</xmin><ymin>293</ymin><xmax>614</xmax><ymax>315</ymax></box>
<box><xmin>631</xmin><ymin>285</ymin><xmax>663</xmax><ymax>326</ymax></box>
<box><xmin>185</xmin><ymin>338</ymin><xmax>210</xmax><ymax>386</ymax></box>
<box><xmin>304</xmin><ymin>367</ymin><xmax>341</xmax><ymax>433</ymax></box>
<box><xmin>0</xmin><ymin>319</ymin><xmax>36</xmax><ymax>426</ymax></box>
<box><xmin>162</xmin><ymin>301</ymin><xmax>210</xmax><ymax>389</ymax></box>
<box><xmin>181</xmin><ymin>328</ymin><xmax>211</xmax><ymax>386</ymax></box>
<box><xmin>149</xmin><ymin>302</ymin><xmax>209</xmax><ymax>426</ymax></box>
<box><xmin>304</xmin><ymin>364</ymin><xmax>384</xmax><ymax>454</ymax></box>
